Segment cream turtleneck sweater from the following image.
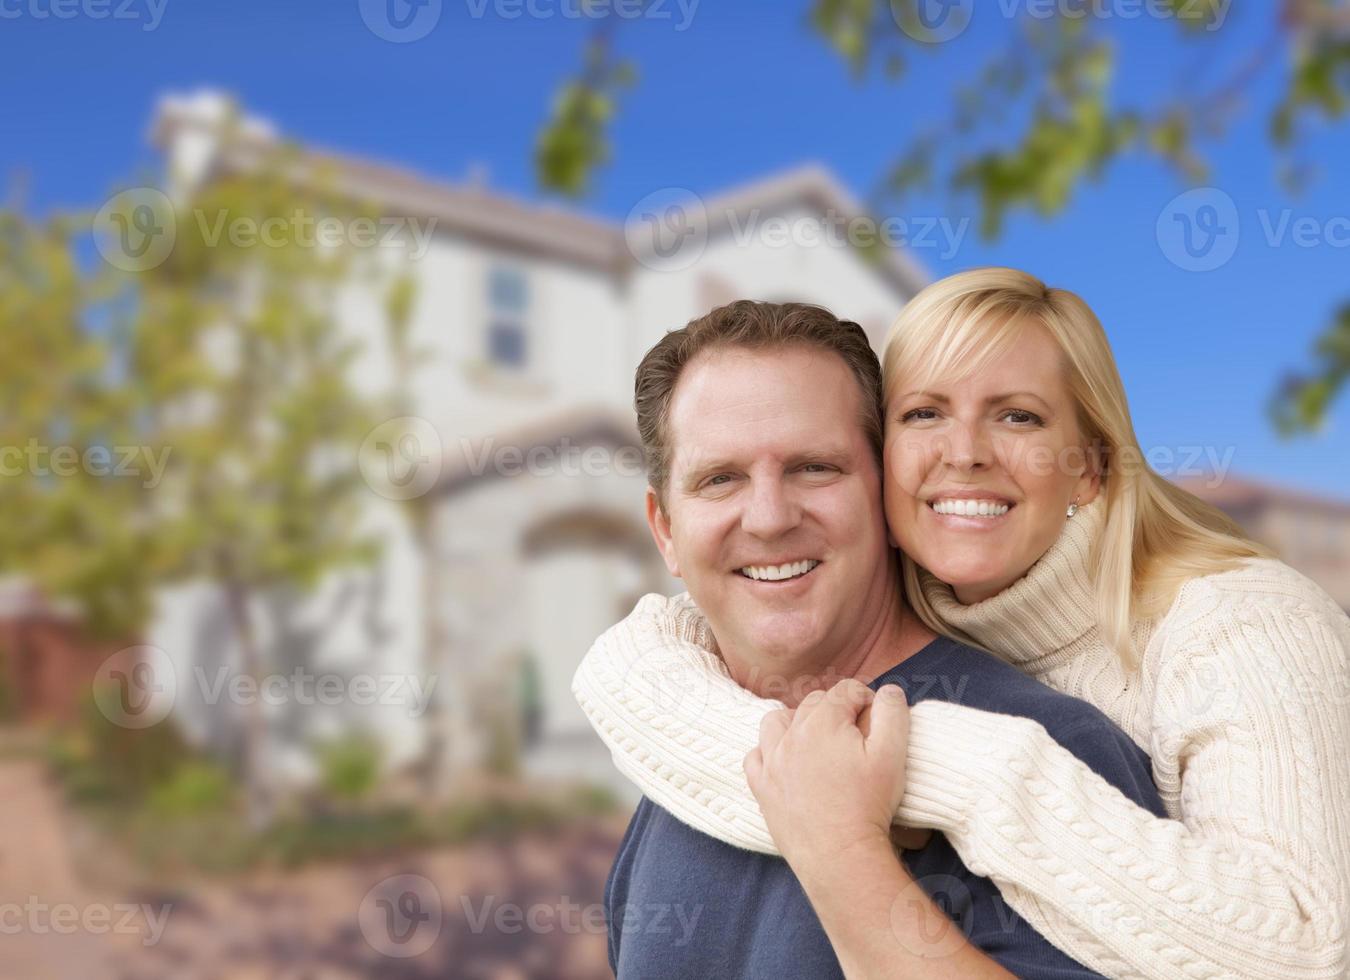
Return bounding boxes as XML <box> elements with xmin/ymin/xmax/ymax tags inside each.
<box><xmin>572</xmin><ymin>500</ymin><xmax>1350</xmax><ymax>978</ymax></box>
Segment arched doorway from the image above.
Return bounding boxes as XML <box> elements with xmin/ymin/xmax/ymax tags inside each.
<box><xmin>517</xmin><ymin>509</ymin><xmax>661</xmax><ymax>786</ymax></box>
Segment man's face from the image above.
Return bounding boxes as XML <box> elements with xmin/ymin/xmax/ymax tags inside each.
<box><xmin>647</xmin><ymin>345</ymin><xmax>894</xmax><ymax>678</ymax></box>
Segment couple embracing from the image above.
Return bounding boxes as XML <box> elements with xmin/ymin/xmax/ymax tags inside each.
<box><xmin>573</xmin><ymin>268</ymin><xmax>1350</xmax><ymax>979</ymax></box>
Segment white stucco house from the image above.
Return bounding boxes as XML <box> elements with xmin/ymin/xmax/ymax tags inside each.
<box><xmin>143</xmin><ymin>91</ymin><xmax>929</xmax><ymax>798</ymax></box>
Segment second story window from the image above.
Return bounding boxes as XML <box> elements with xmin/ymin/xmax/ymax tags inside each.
<box><xmin>487</xmin><ymin>266</ymin><xmax>529</xmax><ymax>369</ymax></box>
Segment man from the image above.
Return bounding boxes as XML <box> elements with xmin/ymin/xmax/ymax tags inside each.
<box><xmin>597</xmin><ymin>301</ymin><xmax>1164</xmax><ymax>977</ymax></box>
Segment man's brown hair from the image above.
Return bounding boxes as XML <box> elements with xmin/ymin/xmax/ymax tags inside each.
<box><xmin>635</xmin><ymin>300</ymin><xmax>884</xmax><ymax>506</ymax></box>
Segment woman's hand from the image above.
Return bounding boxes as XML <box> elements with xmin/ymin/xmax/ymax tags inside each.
<box><xmin>743</xmin><ymin>679</ymin><xmax>912</xmax><ymax>881</ymax></box>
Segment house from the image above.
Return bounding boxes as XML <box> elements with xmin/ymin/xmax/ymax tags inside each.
<box><xmin>143</xmin><ymin>92</ymin><xmax>927</xmax><ymax>795</ymax></box>
<box><xmin>1178</xmin><ymin>475</ymin><xmax>1350</xmax><ymax>612</ymax></box>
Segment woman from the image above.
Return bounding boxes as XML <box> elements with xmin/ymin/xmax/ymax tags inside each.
<box><xmin>573</xmin><ymin>268</ymin><xmax>1350</xmax><ymax>978</ymax></box>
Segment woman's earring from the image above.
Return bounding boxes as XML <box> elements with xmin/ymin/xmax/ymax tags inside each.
<box><xmin>1067</xmin><ymin>497</ymin><xmax>1080</xmax><ymax>518</ymax></box>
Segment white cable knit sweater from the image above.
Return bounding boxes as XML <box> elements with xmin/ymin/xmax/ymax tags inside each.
<box><xmin>572</xmin><ymin>500</ymin><xmax>1350</xmax><ymax>979</ymax></box>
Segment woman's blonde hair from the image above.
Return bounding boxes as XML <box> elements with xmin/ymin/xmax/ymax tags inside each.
<box><xmin>883</xmin><ymin>267</ymin><xmax>1272</xmax><ymax>667</ymax></box>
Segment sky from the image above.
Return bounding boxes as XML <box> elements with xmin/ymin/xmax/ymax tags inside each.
<box><xmin>2</xmin><ymin>0</ymin><xmax>1347</xmax><ymax>496</ymax></box>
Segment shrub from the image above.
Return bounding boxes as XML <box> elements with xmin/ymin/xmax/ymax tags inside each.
<box><xmin>263</xmin><ymin>807</ymin><xmax>427</xmax><ymax>867</ymax></box>
<box><xmin>440</xmin><ymin>795</ymin><xmax>561</xmax><ymax>843</ymax></box>
<box><xmin>147</xmin><ymin>762</ymin><xmax>236</xmax><ymax>818</ymax></box>
<box><xmin>315</xmin><ymin>733</ymin><xmax>382</xmax><ymax>805</ymax></box>
<box><xmin>71</xmin><ymin>688</ymin><xmax>194</xmax><ymax>803</ymax></box>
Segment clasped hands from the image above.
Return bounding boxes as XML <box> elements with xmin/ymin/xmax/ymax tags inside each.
<box><xmin>743</xmin><ymin>680</ymin><xmax>932</xmax><ymax>878</ymax></box>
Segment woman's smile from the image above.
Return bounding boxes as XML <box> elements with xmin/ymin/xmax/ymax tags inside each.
<box><xmin>925</xmin><ymin>493</ymin><xmax>1017</xmax><ymax>529</ymax></box>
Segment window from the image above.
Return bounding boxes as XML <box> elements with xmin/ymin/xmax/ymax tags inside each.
<box><xmin>487</xmin><ymin>266</ymin><xmax>529</xmax><ymax>369</ymax></box>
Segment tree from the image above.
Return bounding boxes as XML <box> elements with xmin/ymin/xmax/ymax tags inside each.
<box><xmin>377</xmin><ymin>274</ymin><xmax>458</xmax><ymax>798</ymax></box>
<box><xmin>536</xmin><ymin>0</ymin><xmax>1350</xmax><ymax>432</ymax></box>
<box><xmin>116</xmin><ymin>159</ymin><xmax>387</xmax><ymax>823</ymax></box>
<box><xmin>3</xmin><ymin>132</ymin><xmax>404</xmax><ymax>823</ymax></box>
<box><xmin>0</xmin><ymin>202</ymin><xmax>160</xmax><ymax>639</ymax></box>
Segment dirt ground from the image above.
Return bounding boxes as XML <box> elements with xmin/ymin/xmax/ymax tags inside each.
<box><xmin>0</xmin><ymin>759</ymin><xmax>626</xmax><ymax>980</ymax></box>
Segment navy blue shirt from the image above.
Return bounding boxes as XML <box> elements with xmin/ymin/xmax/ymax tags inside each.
<box><xmin>604</xmin><ymin>635</ymin><xmax>1167</xmax><ymax>979</ymax></box>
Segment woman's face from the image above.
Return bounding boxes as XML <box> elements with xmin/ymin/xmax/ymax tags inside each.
<box><xmin>883</xmin><ymin>323</ymin><xmax>1100</xmax><ymax>604</ymax></box>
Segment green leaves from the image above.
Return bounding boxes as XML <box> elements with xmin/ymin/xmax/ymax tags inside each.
<box><xmin>924</xmin><ymin>23</ymin><xmax>1141</xmax><ymax>238</ymax></box>
<box><xmin>0</xmin><ymin>150</ymin><xmax>408</xmax><ymax>638</ymax></box>
<box><xmin>0</xmin><ymin>208</ymin><xmax>154</xmax><ymax>638</ymax></box>
<box><xmin>810</xmin><ymin>0</ymin><xmax>887</xmax><ymax>77</ymax></box>
<box><xmin>124</xmin><ymin>164</ymin><xmax>384</xmax><ymax>599</ymax></box>
<box><xmin>1153</xmin><ymin>0</ymin><xmax>1229</xmax><ymax>33</ymax></box>
<box><xmin>535</xmin><ymin>38</ymin><xmax>637</xmax><ymax>197</ymax></box>
<box><xmin>536</xmin><ymin>0</ymin><xmax>1350</xmax><ymax>428</ymax></box>
<box><xmin>1272</xmin><ymin>32</ymin><xmax>1350</xmax><ymax>158</ymax></box>
<box><xmin>1271</xmin><ymin>303</ymin><xmax>1350</xmax><ymax>435</ymax></box>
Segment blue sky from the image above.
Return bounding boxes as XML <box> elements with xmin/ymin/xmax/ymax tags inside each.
<box><xmin>3</xmin><ymin>0</ymin><xmax>1346</xmax><ymax>495</ymax></box>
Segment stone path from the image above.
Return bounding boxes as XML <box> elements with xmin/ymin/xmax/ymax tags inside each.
<box><xmin>0</xmin><ymin>759</ymin><xmax>125</xmax><ymax>979</ymax></box>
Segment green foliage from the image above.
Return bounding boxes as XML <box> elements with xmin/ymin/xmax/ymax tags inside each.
<box><xmin>119</xmin><ymin>148</ymin><xmax>397</xmax><ymax>818</ymax></box>
<box><xmin>50</xmin><ymin>713</ymin><xmax>621</xmax><ymax>876</ymax></box>
<box><xmin>316</xmin><ymin>733</ymin><xmax>383</xmax><ymax>804</ymax></box>
<box><xmin>535</xmin><ymin>37</ymin><xmax>637</xmax><ymax>197</ymax></box>
<box><xmin>81</xmin><ymin>786</ymin><xmax>619</xmax><ymax>876</ymax></box>
<box><xmin>125</xmin><ymin>810</ymin><xmax>261</xmax><ymax>875</ymax></box>
<box><xmin>538</xmin><ymin>0</ymin><xmax>1350</xmax><ymax>428</ymax></box>
<box><xmin>1</xmin><ymin>143</ymin><xmax>391</xmax><ymax>636</ymax></box>
<box><xmin>1275</xmin><ymin>35</ymin><xmax>1350</xmax><ymax>144</ymax></box>
<box><xmin>1152</xmin><ymin>0</ymin><xmax>1229</xmax><ymax>32</ymax></box>
<box><xmin>263</xmin><ymin>806</ymin><xmax>426</xmax><ymax>867</ymax></box>
<box><xmin>811</xmin><ymin>0</ymin><xmax>889</xmax><ymax>76</ymax></box>
<box><xmin>952</xmin><ymin>26</ymin><xmax>1140</xmax><ymax>236</ymax></box>
<box><xmin>439</xmin><ymin>794</ymin><xmax>559</xmax><ymax>841</ymax></box>
<box><xmin>132</xmin><ymin>165</ymin><xmax>382</xmax><ymax>594</ymax></box>
<box><xmin>1272</xmin><ymin>31</ymin><xmax>1350</xmax><ymax>191</ymax></box>
<box><xmin>1271</xmin><ymin>302</ymin><xmax>1350</xmax><ymax>435</ymax></box>
<box><xmin>436</xmin><ymin>785</ymin><xmax>621</xmax><ymax>842</ymax></box>
<box><xmin>384</xmin><ymin>272</ymin><xmax>419</xmax><ymax>364</ymax></box>
<box><xmin>0</xmin><ymin>210</ymin><xmax>157</xmax><ymax>638</ymax></box>
<box><xmin>146</xmin><ymin>761</ymin><xmax>236</xmax><ymax>818</ymax></box>
<box><xmin>484</xmin><ymin>710</ymin><xmax>522</xmax><ymax>779</ymax></box>
<box><xmin>6</xmin><ymin>140</ymin><xmax>406</xmax><ymax>824</ymax></box>
<box><xmin>52</xmin><ymin>689</ymin><xmax>196</xmax><ymax>805</ymax></box>
<box><xmin>559</xmin><ymin>781</ymin><xmax>620</xmax><ymax>817</ymax></box>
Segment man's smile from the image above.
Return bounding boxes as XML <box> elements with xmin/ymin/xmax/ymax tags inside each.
<box><xmin>735</xmin><ymin>559</ymin><xmax>822</xmax><ymax>583</ymax></box>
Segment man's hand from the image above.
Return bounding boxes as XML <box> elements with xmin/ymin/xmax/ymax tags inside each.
<box><xmin>858</xmin><ymin>695</ymin><xmax>932</xmax><ymax>852</ymax></box>
<box><xmin>744</xmin><ymin>680</ymin><xmax>1012</xmax><ymax>979</ymax></box>
<box><xmin>743</xmin><ymin>679</ymin><xmax>912</xmax><ymax>881</ymax></box>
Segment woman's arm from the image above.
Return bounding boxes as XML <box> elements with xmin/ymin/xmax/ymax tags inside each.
<box><xmin>574</xmin><ymin>591</ymin><xmax>1350</xmax><ymax>978</ymax></box>
<box><xmin>572</xmin><ymin>593</ymin><xmax>781</xmax><ymax>852</ymax></box>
